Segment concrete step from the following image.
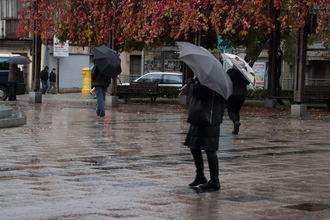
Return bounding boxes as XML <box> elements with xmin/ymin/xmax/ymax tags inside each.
<box><xmin>0</xmin><ymin>106</ymin><xmax>13</xmax><ymax>119</ymax></box>
<box><xmin>0</xmin><ymin>106</ymin><xmax>26</xmax><ymax>128</ymax></box>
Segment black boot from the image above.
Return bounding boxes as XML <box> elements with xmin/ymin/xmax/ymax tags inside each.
<box><xmin>232</xmin><ymin>121</ymin><xmax>241</xmax><ymax>134</ymax></box>
<box><xmin>198</xmin><ymin>151</ymin><xmax>220</xmax><ymax>191</ymax></box>
<box><xmin>198</xmin><ymin>179</ymin><xmax>220</xmax><ymax>191</ymax></box>
<box><xmin>189</xmin><ymin>174</ymin><xmax>207</xmax><ymax>187</ymax></box>
<box><xmin>189</xmin><ymin>149</ymin><xmax>207</xmax><ymax>187</ymax></box>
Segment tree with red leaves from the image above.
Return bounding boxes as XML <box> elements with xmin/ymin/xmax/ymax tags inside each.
<box><xmin>17</xmin><ymin>0</ymin><xmax>65</xmax><ymax>40</ymax></box>
<box><xmin>17</xmin><ymin>0</ymin><xmax>329</xmax><ymax>52</ymax></box>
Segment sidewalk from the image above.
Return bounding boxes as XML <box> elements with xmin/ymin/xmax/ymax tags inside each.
<box><xmin>15</xmin><ymin>92</ymin><xmax>330</xmax><ymax>119</ymax></box>
<box><xmin>1</xmin><ymin>93</ymin><xmax>330</xmax><ymax>219</ymax></box>
<box><xmin>16</xmin><ymin>92</ymin><xmax>97</xmax><ymax>106</ymax></box>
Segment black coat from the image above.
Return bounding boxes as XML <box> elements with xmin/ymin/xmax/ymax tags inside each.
<box><xmin>184</xmin><ymin>79</ymin><xmax>225</xmax><ymax>151</ymax></box>
<box><xmin>227</xmin><ymin>68</ymin><xmax>249</xmax><ymax>96</ymax></box>
<box><xmin>49</xmin><ymin>71</ymin><xmax>56</xmax><ymax>82</ymax></box>
<box><xmin>92</xmin><ymin>66</ymin><xmax>111</xmax><ymax>87</ymax></box>
<box><xmin>40</xmin><ymin>69</ymin><xmax>49</xmax><ymax>81</ymax></box>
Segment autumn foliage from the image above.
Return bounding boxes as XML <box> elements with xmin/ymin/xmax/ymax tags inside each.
<box><xmin>17</xmin><ymin>0</ymin><xmax>330</xmax><ymax>50</ymax></box>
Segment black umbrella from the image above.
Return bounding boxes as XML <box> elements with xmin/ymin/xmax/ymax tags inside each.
<box><xmin>6</xmin><ymin>56</ymin><xmax>32</xmax><ymax>64</ymax></box>
<box><xmin>93</xmin><ymin>45</ymin><xmax>122</xmax><ymax>77</ymax></box>
<box><xmin>6</xmin><ymin>56</ymin><xmax>32</xmax><ymax>65</ymax></box>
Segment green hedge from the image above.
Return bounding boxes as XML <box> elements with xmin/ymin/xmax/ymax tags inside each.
<box><xmin>247</xmin><ymin>89</ymin><xmax>293</xmax><ymax>100</ymax></box>
<box><xmin>118</xmin><ymin>85</ymin><xmax>294</xmax><ymax>101</ymax></box>
<box><xmin>117</xmin><ymin>85</ymin><xmax>180</xmax><ymax>98</ymax></box>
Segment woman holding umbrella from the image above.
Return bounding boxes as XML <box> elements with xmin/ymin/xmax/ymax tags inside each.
<box><xmin>227</xmin><ymin>68</ymin><xmax>250</xmax><ymax>134</ymax></box>
<box><xmin>177</xmin><ymin>41</ymin><xmax>231</xmax><ymax>192</ymax></box>
<box><xmin>184</xmin><ymin>78</ymin><xmax>226</xmax><ymax>192</ymax></box>
<box><xmin>6</xmin><ymin>55</ymin><xmax>31</xmax><ymax>101</ymax></box>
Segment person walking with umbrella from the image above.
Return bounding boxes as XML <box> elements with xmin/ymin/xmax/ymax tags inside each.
<box><xmin>226</xmin><ymin>68</ymin><xmax>250</xmax><ymax>134</ymax></box>
<box><xmin>6</xmin><ymin>55</ymin><xmax>31</xmax><ymax>101</ymax></box>
<box><xmin>92</xmin><ymin>65</ymin><xmax>111</xmax><ymax>117</ymax></box>
<box><xmin>221</xmin><ymin>53</ymin><xmax>256</xmax><ymax>134</ymax></box>
<box><xmin>7</xmin><ymin>64</ymin><xmax>20</xmax><ymax>101</ymax></box>
<box><xmin>92</xmin><ymin>45</ymin><xmax>122</xmax><ymax>117</ymax></box>
<box><xmin>177</xmin><ymin>42</ymin><xmax>232</xmax><ymax>192</ymax></box>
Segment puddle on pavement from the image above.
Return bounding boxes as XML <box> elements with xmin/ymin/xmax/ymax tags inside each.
<box><xmin>269</xmin><ymin>140</ymin><xmax>294</xmax><ymax>143</ymax></box>
<box><xmin>221</xmin><ymin>195</ymin><xmax>271</xmax><ymax>202</ymax></box>
<box><xmin>147</xmin><ymin>201</ymin><xmax>171</xmax><ymax>206</ymax></box>
<box><xmin>284</xmin><ymin>203</ymin><xmax>330</xmax><ymax>211</ymax></box>
<box><xmin>168</xmin><ymin>188</ymin><xmax>194</xmax><ymax>195</ymax></box>
<box><xmin>0</xmin><ymin>166</ymin><xmax>22</xmax><ymax>172</ymax></box>
<box><xmin>112</xmin><ymin>181</ymin><xmax>158</xmax><ymax>188</ymax></box>
<box><xmin>308</xmin><ymin>142</ymin><xmax>330</xmax><ymax>146</ymax></box>
<box><xmin>65</xmin><ymin>176</ymin><xmax>108</xmax><ymax>182</ymax></box>
<box><xmin>94</xmin><ymin>160</ymin><xmax>189</xmax><ymax>170</ymax></box>
<box><xmin>222</xmin><ymin>146</ymin><xmax>290</xmax><ymax>153</ymax></box>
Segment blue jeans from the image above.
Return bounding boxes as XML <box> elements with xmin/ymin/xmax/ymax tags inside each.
<box><xmin>41</xmin><ymin>80</ymin><xmax>48</xmax><ymax>94</ymax></box>
<box><xmin>95</xmin><ymin>86</ymin><xmax>107</xmax><ymax>116</ymax></box>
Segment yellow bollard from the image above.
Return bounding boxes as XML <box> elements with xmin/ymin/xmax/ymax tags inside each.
<box><xmin>81</xmin><ymin>67</ymin><xmax>92</xmax><ymax>95</ymax></box>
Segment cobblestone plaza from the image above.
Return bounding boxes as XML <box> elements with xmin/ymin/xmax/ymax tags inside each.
<box><xmin>1</xmin><ymin>95</ymin><xmax>330</xmax><ymax>219</ymax></box>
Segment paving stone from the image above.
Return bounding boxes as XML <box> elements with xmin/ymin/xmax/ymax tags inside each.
<box><xmin>0</xmin><ymin>94</ymin><xmax>329</xmax><ymax>219</ymax></box>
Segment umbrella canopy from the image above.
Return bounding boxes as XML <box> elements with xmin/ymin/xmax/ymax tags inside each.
<box><xmin>6</xmin><ymin>56</ymin><xmax>31</xmax><ymax>65</ymax></box>
<box><xmin>176</xmin><ymin>41</ymin><xmax>232</xmax><ymax>99</ymax></box>
<box><xmin>221</xmin><ymin>53</ymin><xmax>256</xmax><ymax>89</ymax></box>
<box><xmin>93</xmin><ymin>45</ymin><xmax>122</xmax><ymax>77</ymax></box>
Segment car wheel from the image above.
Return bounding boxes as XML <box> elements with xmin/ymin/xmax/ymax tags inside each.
<box><xmin>0</xmin><ymin>85</ymin><xmax>8</xmax><ymax>100</ymax></box>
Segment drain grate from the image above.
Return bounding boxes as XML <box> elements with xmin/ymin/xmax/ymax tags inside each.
<box><xmin>284</xmin><ymin>203</ymin><xmax>330</xmax><ymax>212</ymax></box>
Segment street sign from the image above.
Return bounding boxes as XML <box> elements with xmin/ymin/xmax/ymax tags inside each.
<box><xmin>53</xmin><ymin>36</ymin><xmax>69</xmax><ymax>57</ymax></box>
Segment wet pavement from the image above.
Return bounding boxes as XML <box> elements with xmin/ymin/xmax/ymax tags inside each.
<box><xmin>1</xmin><ymin>94</ymin><xmax>330</xmax><ymax>220</ymax></box>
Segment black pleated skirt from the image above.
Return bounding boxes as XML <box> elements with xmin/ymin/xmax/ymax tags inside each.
<box><xmin>184</xmin><ymin>124</ymin><xmax>220</xmax><ymax>151</ymax></box>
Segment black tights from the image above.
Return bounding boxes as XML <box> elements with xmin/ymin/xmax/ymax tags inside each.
<box><xmin>190</xmin><ymin>148</ymin><xmax>219</xmax><ymax>180</ymax></box>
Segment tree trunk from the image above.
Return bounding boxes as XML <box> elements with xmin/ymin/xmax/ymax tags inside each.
<box><xmin>293</xmin><ymin>21</ymin><xmax>308</xmax><ymax>103</ymax></box>
<box><xmin>267</xmin><ymin>0</ymin><xmax>281</xmax><ymax>96</ymax></box>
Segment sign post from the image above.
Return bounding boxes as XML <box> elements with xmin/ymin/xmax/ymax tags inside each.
<box><xmin>53</xmin><ymin>36</ymin><xmax>69</xmax><ymax>93</ymax></box>
<box><xmin>252</xmin><ymin>62</ymin><xmax>267</xmax><ymax>89</ymax></box>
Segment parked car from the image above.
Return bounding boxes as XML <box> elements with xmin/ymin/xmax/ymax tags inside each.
<box><xmin>0</xmin><ymin>54</ymin><xmax>26</xmax><ymax>100</ymax></box>
<box><xmin>118</xmin><ymin>72</ymin><xmax>183</xmax><ymax>98</ymax></box>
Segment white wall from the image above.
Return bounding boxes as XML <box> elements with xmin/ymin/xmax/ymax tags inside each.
<box><xmin>47</xmin><ymin>55</ymin><xmax>90</xmax><ymax>89</ymax></box>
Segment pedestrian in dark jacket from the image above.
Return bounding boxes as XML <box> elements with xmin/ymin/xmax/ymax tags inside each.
<box><xmin>184</xmin><ymin>78</ymin><xmax>226</xmax><ymax>192</ymax></box>
<box><xmin>48</xmin><ymin>68</ymin><xmax>57</xmax><ymax>93</ymax></box>
<box><xmin>8</xmin><ymin>64</ymin><xmax>20</xmax><ymax>101</ymax></box>
<box><xmin>40</xmin><ymin>66</ymin><xmax>49</xmax><ymax>94</ymax></box>
<box><xmin>226</xmin><ymin>68</ymin><xmax>250</xmax><ymax>134</ymax></box>
<box><xmin>92</xmin><ymin>65</ymin><xmax>111</xmax><ymax>117</ymax></box>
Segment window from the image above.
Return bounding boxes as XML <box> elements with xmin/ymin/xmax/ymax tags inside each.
<box><xmin>162</xmin><ymin>74</ymin><xmax>182</xmax><ymax>84</ymax></box>
<box><xmin>5</xmin><ymin>19</ymin><xmax>18</xmax><ymax>38</ymax></box>
<box><xmin>0</xmin><ymin>61</ymin><xmax>9</xmax><ymax>70</ymax></box>
<box><xmin>137</xmin><ymin>74</ymin><xmax>163</xmax><ymax>83</ymax></box>
<box><xmin>137</xmin><ymin>75</ymin><xmax>152</xmax><ymax>82</ymax></box>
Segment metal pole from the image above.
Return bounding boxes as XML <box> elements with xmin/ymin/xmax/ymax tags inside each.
<box><xmin>141</xmin><ymin>49</ymin><xmax>145</xmax><ymax>75</ymax></box>
<box><xmin>57</xmin><ymin>58</ymin><xmax>60</xmax><ymax>93</ymax></box>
